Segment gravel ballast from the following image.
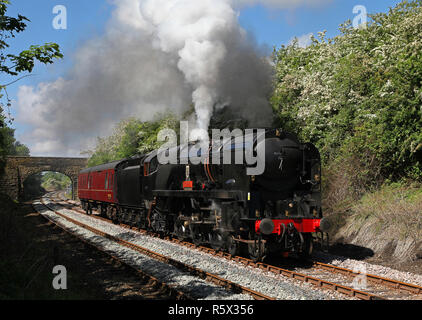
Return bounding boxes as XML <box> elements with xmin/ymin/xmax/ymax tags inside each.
<box><xmin>34</xmin><ymin>200</ymin><xmax>251</xmax><ymax>300</ymax></box>
<box><xmin>316</xmin><ymin>251</ymin><xmax>422</xmax><ymax>288</ymax></box>
<box><xmin>40</xmin><ymin>196</ymin><xmax>351</xmax><ymax>300</ymax></box>
<box><xmin>66</xmin><ymin>195</ymin><xmax>422</xmax><ymax>299</ymax></box>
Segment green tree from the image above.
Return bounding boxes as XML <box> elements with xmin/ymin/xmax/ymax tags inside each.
<box><xmin>2</xmin><ymin>126</ymin><xmax>30</xmax><ymax>156</ymax></box>
<box><xmin>0</xmin><ymin>0</ymin><xmax>63</xmax><ymax>170</ymax></box>
<box><xmin>41</xmin><ymin>172</ymin><xmax>71</xmax><ymax>191</ymax></box>
<box><xmin>271</xmin><ymin>0</ymin><xmax>422</xmax><ymax>184</ymax></box>
<box><xmin>85</xmin><ymin>114</ymin><xmax>179</xmax><ymax>167</ymax></box>
<box><xmin>10</xmin><ymin>140</ymin><xmax>29</xmax><ymax>156</ymax></box>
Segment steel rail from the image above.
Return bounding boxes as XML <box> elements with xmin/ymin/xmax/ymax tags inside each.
<box><xmin>33</xmin><ymin>200</ymin><xmax>189</xmax><ymax>300</ymax></box>
<box><xmin>191</xmin><ymin>248</ymin><xmax>385</xmax><ymax>300</ymax></box>
<box><xmin>41</xmin><ymin>196</ymin><xmax>273</xmax><ymax>300</ymax></box>
<box><xmin>54</xmin><ymin>193</ymin><xmax>422</xmax><ymax>300</ymax></box>
<box><xmin>53</xmin><ymin>193</ymin><xmax>388</xmax><ymax>300</ymax></box>
<box><xmin>56</xmin><ymin>194</ymin><xmax>422</xmax><ymax>300</ymax></box>
<box><xmin>313</xmin><ymin>261</ymin><xmax>422</xmax><ymax>295</ymax></box>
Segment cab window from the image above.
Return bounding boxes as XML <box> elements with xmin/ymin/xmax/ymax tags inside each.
<box><xmin>144</xmin><ymin>156</ymin><xmax>158</xmax><ymax>176</ymax></box>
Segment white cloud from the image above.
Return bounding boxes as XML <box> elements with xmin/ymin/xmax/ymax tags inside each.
<box><xmin>15</xmin><ymin>0</ymin><xmax>332</xmax><ymax>157</ymax></box>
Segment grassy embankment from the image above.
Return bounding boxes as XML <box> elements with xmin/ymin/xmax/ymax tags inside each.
<box><xmin>0</xmin><ymin>195</ymin><xmax>100</xmax><ymax>299</ymax></box>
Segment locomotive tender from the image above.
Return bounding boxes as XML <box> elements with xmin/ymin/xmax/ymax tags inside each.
<box><xmin>78</xmin><ymin>128</ymin><xmax>329</xmax><ymax>261</ymax></box>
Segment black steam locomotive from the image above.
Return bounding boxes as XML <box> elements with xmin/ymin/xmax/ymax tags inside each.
<box><xmin>78</xmin><ymin>129</ymin><xmax>329</xmax><ymax>261</ymax></box>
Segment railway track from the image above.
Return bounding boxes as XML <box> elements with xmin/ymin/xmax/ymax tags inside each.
<box><xmin>39</xmin><ymin>193</ymin><xmax>273</xmax><ymax>300</ymax></box>
<box><xmin>33</xmin><ymin>197</ymin><xmax>190</xmax><ymax>300</ymax></box>
<box><xmin>52</xmin><ymin>192</ymin><xmax>422</xmax><ymax>300</ymax></box>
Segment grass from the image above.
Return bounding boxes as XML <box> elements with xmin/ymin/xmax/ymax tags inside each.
<box><xmin>0</xmin><ymin>195</ymin><xmax>104</xmax><ymax>299</ymax></box>
<box><xmin>0</xmin><ymin>194</ymin><xmax>176</xmax><ymax>301</ymax></box>
<box><xmin>321</xmin><ymin>153</ymin><xmax>422</xmax><ymax>248</ymax></box>
<box><xmin>349</xmin><ymin>182</ymin><xmax>422</xmax><ymax>241</ymax></box>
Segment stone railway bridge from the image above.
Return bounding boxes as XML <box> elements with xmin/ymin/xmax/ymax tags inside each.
<box><xmin>0</xmin><ymin>156</ymin><xmax>88</xmax><ymax>201</ymax></box>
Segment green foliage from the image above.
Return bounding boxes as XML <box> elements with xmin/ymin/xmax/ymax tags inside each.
<box><xmin>0</xmin><ymin>0</ymin><xmax>62</xmax><ymax>172</ymax></box>
<box><xmin>5</xmin><ymin>43</ymin><xmax>63</xmax><ymax>76</ymax></box>
<box><xmin>0</xmin><ymin>126</ymin><xmax>29</xmax><ymax>172</ymax></box>
<box><xmin>2</xmin><ymin>127</ymin><xmax>29</xmax><ymax>156</ymax></box>
<box><xmin>41</xmin><ymin>172</ymin><xmax>71</xmax><ymax>191</ymax></box>
<box><xmin>85</xmin><ymin>114</ymin><xmax>179</xmax><ymax>167</ymax></box>
<box><xmin>10</xmin><ymin>140</ymin><xmax>29</xmax><ymax>156</ymax></box>
<box><xmin>0</xmin><ymin>1</ymin><xmax>63</xmax><ymax>77</ymax></box>
<box><xmin>272</xmin><ymin>0</ymin><xmax>422</xmax><ymax>182</ymax></box>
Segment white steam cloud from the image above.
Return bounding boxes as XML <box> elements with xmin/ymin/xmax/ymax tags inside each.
<box><xmin>16</xmin><ymin>0</ymin><xmax>331</xmax><ymax>156</ymax></box>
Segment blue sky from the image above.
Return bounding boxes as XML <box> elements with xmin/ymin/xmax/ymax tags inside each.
<box><xmin>2</xmin><ymin>0</ymin><xmax>404</xmax><ymax>155</ymax></box>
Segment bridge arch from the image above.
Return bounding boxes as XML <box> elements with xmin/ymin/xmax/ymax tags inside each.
<box><xmin>0</xmin><ymin>156</ymin><xmax>87</xmax><ymax>201</ymax></box>
<box><xmin>23</xmin><ymin>170</ymin><xmax>73</xmax><ymax>200</ymax></box>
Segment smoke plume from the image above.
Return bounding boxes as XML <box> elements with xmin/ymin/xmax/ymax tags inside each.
<box><xmin>16</xmin><ymin>0</ymin><xmax>330</xmax><ymax>156</ymax></box>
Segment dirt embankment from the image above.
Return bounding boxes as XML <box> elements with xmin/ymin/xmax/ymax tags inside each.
<box><xmin>326</xmin><ymin>184</ymin><xmax>422</xmax><ymax>274</ymax></box>
<box><xmin>0</xmin><ymin>194</ymin><xmax>173</xmax><ymax>300</ymax></box>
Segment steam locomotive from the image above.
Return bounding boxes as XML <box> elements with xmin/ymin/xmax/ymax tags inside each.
<box><xmin>78</xmin><ymin>128</ymin><xmax>329</xmax><ymax>261</ymax></box>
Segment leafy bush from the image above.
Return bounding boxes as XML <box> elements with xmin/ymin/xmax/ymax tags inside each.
<box><xmin>85</xmin><ymin>114</ymin><xmax>179</xmax><ymax>167</ymax></box>
<box><xmin>41</xmin><ymin>172</ymin><xmax>71</xmax><ymax>191</ymax></box>
<box><xmin>272</xmin><ymin>0</ymin><xmax>422</xmax><ymax>183</ymax></box>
